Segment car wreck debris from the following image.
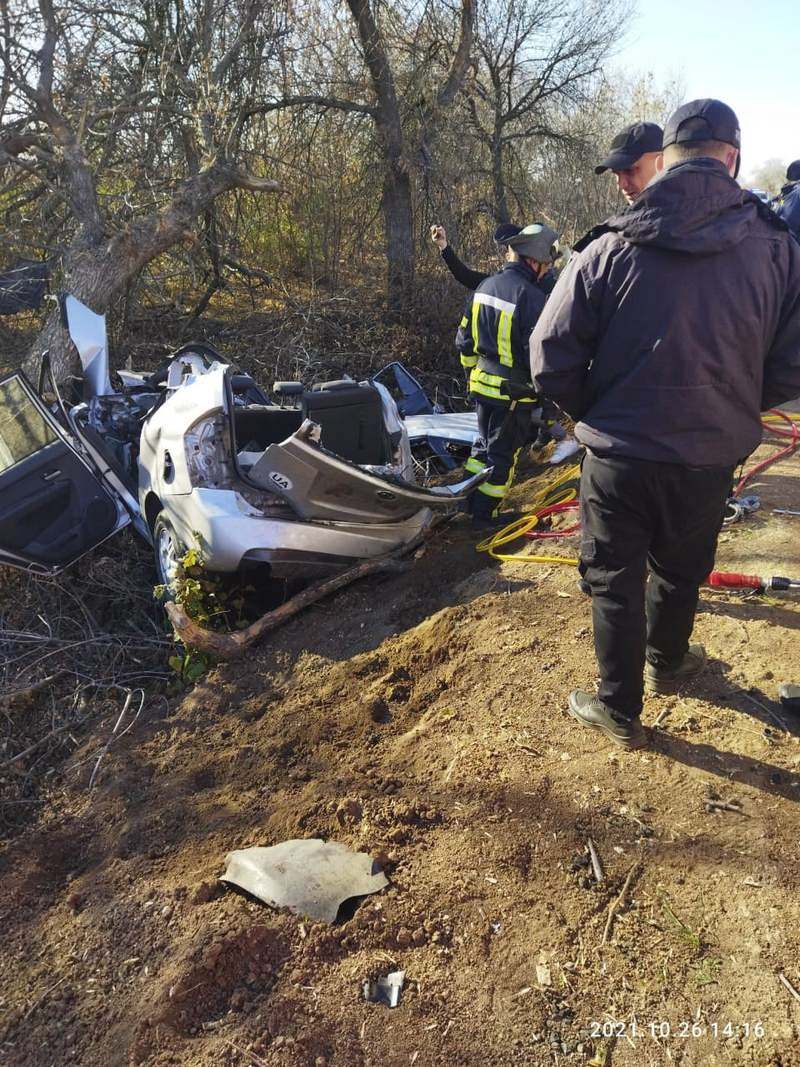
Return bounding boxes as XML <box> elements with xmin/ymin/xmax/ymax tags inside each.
<box><xmin>221</xmin><ymin>839</ymin><xmax>389</xmax><ymax>923</ymax></box>
<box><xmin>0</xmin><ymin>295</ymin><xmax>486</xmax><ymax>586</ymax></box>
<box><xmin>363</xmin><ymin>970</ymin><xmax>405</xmax><ymax>1008</ymax></box>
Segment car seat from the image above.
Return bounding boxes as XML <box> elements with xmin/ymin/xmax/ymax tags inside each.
<box><xmin>301</xmin><ymin>382</ymin><xmax>392</xmax><ymax>466</ymax></box>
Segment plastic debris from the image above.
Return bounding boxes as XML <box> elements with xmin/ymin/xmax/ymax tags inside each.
<box><xmin>221</xmin><ymin>839</ymin><xmax>388</xmax><ymax>923</ymax></box>
<box><xmin>363</xmin><ymin>970</ymin><xmax>405</xmax><ymax>1008</ymax></box>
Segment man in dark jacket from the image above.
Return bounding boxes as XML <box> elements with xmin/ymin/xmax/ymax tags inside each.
<box><xmin>594</xmin><ymin>121</ymin><xmax>664</xmax><ymax>206</ymax></box>
<box><xmin>457</xmin><ymin>223</ymin><xmax>559</xmax><ymax>526</ymax></box>
<box><xmin>772</xmin><ymin>160</ymin><xmax>800</xmax><ymax>239</ymax></box>
<box><xmin>574</xmin><ymin>122</ymin><xmax>664</xmax><ymax>254</ymax></box>
<box><xmin>530</xmin><ymin>99</ymin><xmax>800</xmax><ymax>750</ymax></box>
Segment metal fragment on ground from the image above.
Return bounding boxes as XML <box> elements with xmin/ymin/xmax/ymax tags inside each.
<box><xmin>221</xmin><ymin>839</ymin><xmax>388</xmax><ymax>922</ymax></box>
<box><xmin>363</xmin><ymin>970</ymin><xmax>405</xmax><ymax>1008</ymax></box>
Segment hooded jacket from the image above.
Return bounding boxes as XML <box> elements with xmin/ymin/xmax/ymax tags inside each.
<box><xmin>530</xmin><ymin>158</ymin><xmax>800</xmax><ymax>466</ymax></box>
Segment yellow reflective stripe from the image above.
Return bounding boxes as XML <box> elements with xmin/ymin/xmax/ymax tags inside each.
<box><xmin>469</xmin><ymin>370</ymin><xmax>536</xmax><ymax>403</ymax></box>
<box><xmin>477</xmin><ymin>480</ymin><xmax>507</xmax><ymax>499</ymax></box>
<box><xmin>464</xmin><ymin>456</ymin><xmax>486</xmax><ymax>473</ymax></box>
<box><xmin>497</xmin><ymin>309</ymin><xmax>513</xmax><ymax>367</ymax></box>
<box><xmin>474</xmin><ymin>367</ymin><xmax>506</xmax><ymax>386</ymax></box>
<box><xmin>471</xmin><ymin>299</ymin><xmax>480</xmax><ymax>352</ymax></box>
<box><xmin>460</xmin><ymin>353</ymin><xmax>478</xmax><ymax>368</ymax></box>
<box><xmin>460</xmin><ymin>315</ymin><xmax>469</xmax><ymax>328</ymax></box>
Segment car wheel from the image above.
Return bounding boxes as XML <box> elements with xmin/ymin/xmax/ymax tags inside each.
<box><xmin>153</xmin><ymin>511</ymin><xmax>185</xmax><ymax>595</ymax></box>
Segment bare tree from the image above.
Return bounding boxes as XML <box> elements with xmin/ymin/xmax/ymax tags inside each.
<box><xmin>461</xmin><ymin>0</ymin><xmax>627</xmax><ymax>224</ymax></box>
<box><xmin>264</xmin><ymin>0</ymin><xmax>474</xmax><ymax>312</ymax></box>
<box><xmin>0</xmin><ymin>0</ymin><xmax>284</xmax><ymax>380</ymax></box>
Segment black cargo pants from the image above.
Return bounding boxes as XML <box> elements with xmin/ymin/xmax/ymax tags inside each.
<box><xmin>467</xmin><ymin>398</ymin><xmax>531</xmax><ymax>519</ymax></box>
<box><xmin>579</xmin><ymin>451</ymin><xmax>734</xmax><ymax>720</ymax></box>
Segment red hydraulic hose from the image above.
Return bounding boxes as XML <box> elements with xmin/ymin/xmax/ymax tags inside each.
<box><xmin>524</xmin><ymin>500</ymin><xmax>581</xmax><ymax>539</ymax></box>
<box><xmin>733</xmin><ymin>410</ymin><xmax>799</xmax><ymax>496</ymax></box>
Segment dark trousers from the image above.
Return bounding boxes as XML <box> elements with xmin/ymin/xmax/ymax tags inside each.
<box><xmin>468</xmin><ymin>399</ymin><xmax>531</xmax><ymax>518</ymax></box>
<box><xmin>579</xmin><ymin>452</ymin><xmax>733</xmax><ymax>719</ymax></box>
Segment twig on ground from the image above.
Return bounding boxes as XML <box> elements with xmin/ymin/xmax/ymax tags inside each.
<box><xmin>779</xmin><ymin>973</ymin><xmax>800</xmax><ymax>1004</ymax></box>
<box><xmin>21</xmin><ymin>975</ymin><xmax>67</xmax><ymax>1021</ymax></box>
<box><xmin>587</xmin><ymin>837</ymin><xmax>605</xmax><ymax>883</ymax></box>
<box><xmin>87</xmin><ymin>689</ymin><xmax>144</xmax><ymax>789</ymax></box>
<box><xmin>704</xmin><ymin>799</ymin><xmax>748</xmax><ymax>815</ymax></box>
<box><xmin>0</xmin><ymin>720</ymin><xmax>76</xmax><ymax>769</ymax></box>
<box><xmin>0</xmin><ymin>672</ymin><xmax>65</xmax><ymax>709</ymax></box>
<box><xmin>164</xmin><ymin>526</ymin><xmax>440</xmax><ymax>658</ymax></box>
<box><xmin>602</xmin><ymin>863</ymin><xmax>641</xmax><ymax>944</ymax></box>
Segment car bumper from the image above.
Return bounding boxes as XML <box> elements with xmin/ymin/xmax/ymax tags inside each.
<box><xmin>166</xmin><ymin>488</ymin><xmax>435</xmax><ymax>573</ymax></box>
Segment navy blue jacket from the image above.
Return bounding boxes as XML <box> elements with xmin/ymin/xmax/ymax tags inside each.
<box><xmin>457</xmin><ymin>260</ymin><xmax>546</xmax><ymax>404</ymax></box>
<box><xmin>773</xmin><ymin>182</ymin><xmax>800</xmax><ymax>239</ymax></box>
<box><xmin>530</xmin><ymin>159</ymin><xmax>800</xmax><ymax>466</ymax></box>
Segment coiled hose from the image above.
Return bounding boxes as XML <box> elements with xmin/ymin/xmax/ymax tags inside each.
<box><xmin>475</xmin><ymin>410</ymin><xmax>800</xmax><ymax>568</ymax></box>
<box><xmin>475</xmin><ymin>463</ymin><xmax>581</xmax><ymax>565</ymax></box>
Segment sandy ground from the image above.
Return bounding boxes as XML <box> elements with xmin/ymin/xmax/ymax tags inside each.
<box><xmin>2</xmin><ymin>442</ymin><xmax>800</xmax><ymax>1067</ymax></box>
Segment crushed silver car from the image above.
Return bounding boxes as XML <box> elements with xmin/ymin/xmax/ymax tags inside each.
<box><xmin>0</xmin><ymin>297</ymin><xmax>487</xmax><ymax>586</ymax></box>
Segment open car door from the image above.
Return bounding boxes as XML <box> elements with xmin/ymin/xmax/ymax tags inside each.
<box><xmin>0</xmin><ymin>372</ymin><xmax>129</xmax><ymax>575</ymax></box>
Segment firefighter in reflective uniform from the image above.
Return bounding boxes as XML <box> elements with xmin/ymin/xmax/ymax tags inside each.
<box><xmin>456</xmin><ymin>223</ymin><xmax>559</xmax><ymax>528</ymax></box>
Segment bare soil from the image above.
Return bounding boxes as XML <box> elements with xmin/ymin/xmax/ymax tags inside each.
<box><xmin>2</xmin><ymin>443</ymin><xmax>800</xmax><ymax>1067</ymax></box>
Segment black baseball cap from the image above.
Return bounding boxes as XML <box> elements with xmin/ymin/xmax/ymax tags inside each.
<box><xmin>787</xmin><ymin>160</ymin><xmax>800</xmax><ymax>182</ymax></box>
<box><xmin>663</xmin><ymin>98</ymin><xmax>741</xmax><ymax>176</ymax></box>
<box><xmin>594</xmin><ymin>122</ymin><xmax>663</xmax><ymax>174</ymax></box>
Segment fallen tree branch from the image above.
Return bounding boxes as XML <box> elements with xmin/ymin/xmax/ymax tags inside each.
<box><xmin>0</xmin><ymin>719</ymin><xmax>75</xmax><ymax>768</ymax></box>
<box><xmin>0</xmin><ymin>671</ymin><xmax>64</xmax><ymax>711</ymax></box>
<box><xmin>165</xmin><ymin>556</ymin><xmax>410</xmax><ymax>659</ymax></box>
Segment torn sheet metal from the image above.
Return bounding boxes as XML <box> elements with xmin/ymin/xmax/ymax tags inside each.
<box><xmin>363</xmin><ymin>970</ymin><xmax>405</xmax><ymax>1008</ymax></box>
<box><xmin>63</xmin><ymin>294</ymin><xmax>112</xmax><ymax>397</ymax></box>
<box><xmin>221</xmin><ymin>839</ymin><xmax>388</xmax><ymax>923</ymax></box>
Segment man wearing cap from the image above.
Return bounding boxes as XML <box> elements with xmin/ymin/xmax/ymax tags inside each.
<box><xmin>530</xmin><ymin>98</ymin><xmax>800</xmax><ymax>750</ymax></box>
<box><xmin>772</xmin><ymin>161</ymin><xmax>800</xmax><ymax>240</ymax></box>
<box><xmin>595</xmin><ymin>121</ymin><xmax>664</xmax><ymax>205</ymax></box>
<box><xmin>571</xmin><ymin>122</ymin><xmax>664</xmax><ymax>255</ymax></box>
<box><xmin>457</xmin><ymin>222</ymin><xmax>560</xmax><ymax>527</ymax></box>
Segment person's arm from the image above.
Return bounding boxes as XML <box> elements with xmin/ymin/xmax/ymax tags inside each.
<box><xmin>762</xmin><ymin>241</ymin><xmax>800</xmax><ymax>409</ymax></box>
<box><xmin>441</xmin><ymin>245</ymin><xmax>489</xmax><ymax>290</ymax></box>
<box><xmin>431</xmin><ymin>222</ymin><xmax>491</xmax><ymax>289</ymax></box>
<box><xmin>529</xmin><ymin>254</ymin><xmax>601</xmax><ymax>420</ymax></box>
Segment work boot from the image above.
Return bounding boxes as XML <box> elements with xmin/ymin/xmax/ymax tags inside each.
<box><xmin>567</xmin><ymin>690</ymin><xmax>648</xmax><ymax>751</ymax></box>
<box><xmin>644</xmin><ymin>643</ymin><xmax>706</xmax><ymax>695</ymax></box>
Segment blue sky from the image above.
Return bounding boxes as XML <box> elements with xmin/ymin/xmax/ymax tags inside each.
<box><xmin>613</xmin><ymin>0</ymin><xmax>799</xmax><ymax>178</ymax></box>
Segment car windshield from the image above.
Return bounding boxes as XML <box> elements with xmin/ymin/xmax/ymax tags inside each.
<box><xmin>0</xmin><ymin>376</ymin><xmax>57</xmax><ymax>474</ymax></box>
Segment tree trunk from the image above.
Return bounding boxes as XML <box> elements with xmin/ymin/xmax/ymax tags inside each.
<box><xmin>28</xmin><ymin>241</ymin><xmax>131</xmax><ymax>383</ymax></box>
<box><xmin>25</xmin><ymin>164</ymin><xmax>281</xmax><ymax>384</ymax></box>
<box><xmin>382</xmin><ymin>164</ymin><xmax>415</xmax><ymax>315</ymax></box>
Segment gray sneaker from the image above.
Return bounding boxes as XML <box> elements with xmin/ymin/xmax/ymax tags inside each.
<box><xmin>644</xmin><ymin>643</ymin><xmax>706</xmax><ymax>695</ymax></box>
<box><xmin>567</xmin><ymin>690</ymin><xmax>648</xmax><ymax>751</ymax></box>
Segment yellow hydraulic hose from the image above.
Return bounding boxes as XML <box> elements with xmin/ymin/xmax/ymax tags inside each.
<box><xmin>477</xmin><ymin>412</ymin><xmax>800</xmax><ymax>566</ymax></box>
<box><xmin>475</xmin><ymin>463</ymin><xmax>581</xmax><ymax>565</ymax></box>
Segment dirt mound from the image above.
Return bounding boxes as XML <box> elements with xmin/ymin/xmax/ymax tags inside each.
<box><xmin>3</xmin><ymin>453</ymin><xmax>800</xmax><ymax>1067</ymax></box>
